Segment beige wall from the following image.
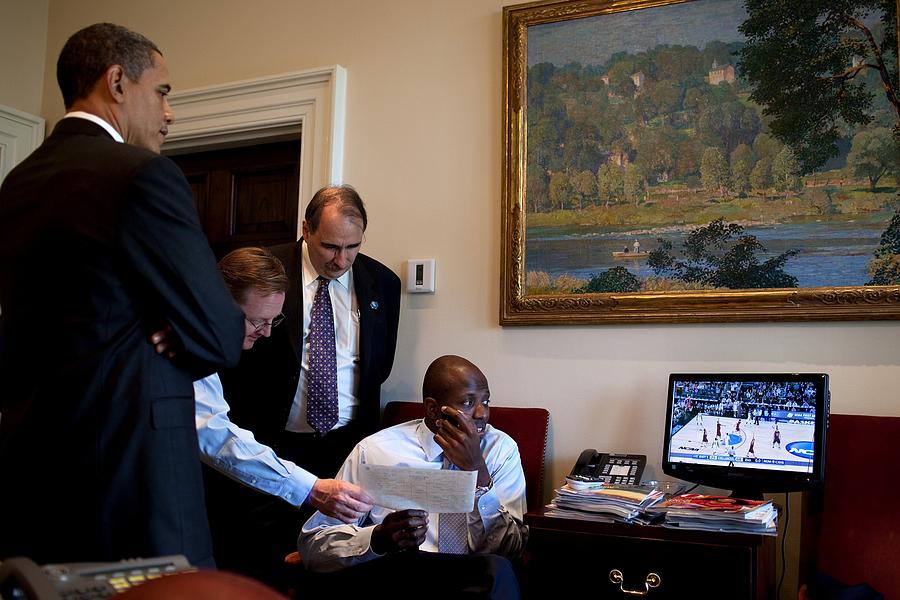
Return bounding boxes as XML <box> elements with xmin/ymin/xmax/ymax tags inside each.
<box><xmin>22</xmin><ymin>1</ymin><xmax>900</xmax><ymax>593</ymax></box>
<box><xmin>36</xmin><ymin>0</ymin><xmax>900</xmax><ymax>496</ymax></box>
<box><xmin>0</xmin><ymin>0</ymin><xmax>49</xmax><ymax>115</ymax></box>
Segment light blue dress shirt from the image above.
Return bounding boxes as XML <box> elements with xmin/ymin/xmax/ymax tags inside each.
<box><xmin>194</xmin><ymin>372</ymin><xmax>317</xmax><ymax>507</ymax></box>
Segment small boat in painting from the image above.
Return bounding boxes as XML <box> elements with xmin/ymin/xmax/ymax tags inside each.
<box><xmin>612</xmin><ymin>251</ymin><xmax>650</xmax><ymax>259</ymax></box>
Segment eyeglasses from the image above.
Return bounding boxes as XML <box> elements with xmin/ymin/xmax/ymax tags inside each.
<box><xmin>245</xmin><ymin>313</ymin><xmax>285</xmax><ymax>332</ymax></box>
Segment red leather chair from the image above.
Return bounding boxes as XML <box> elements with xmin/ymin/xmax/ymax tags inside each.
<box><xmin>382</xmin><ymin>401</ymin><xmax>551</xmax><ymax>512</ymax></box>
<box><xmin>800</xmin><ymin>414</ymin><xmax>900</xmax><ymax>599</ymax></box>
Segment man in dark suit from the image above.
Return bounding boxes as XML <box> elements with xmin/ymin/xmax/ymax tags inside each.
<box><xmin>0</xmin><ymin>23</ymin><xmax>244</xmax><ymax>566</ymax></box>
<box><xmin>209</xmin><ymin>185</ymin><xmax>401</xmax><ymax>584</ymax></box>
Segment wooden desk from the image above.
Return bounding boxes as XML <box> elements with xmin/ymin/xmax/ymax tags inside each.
<box><xmin>524</xmin><ymin>509</ymin><xmax>774</xmax><ymax>599</ymax></box>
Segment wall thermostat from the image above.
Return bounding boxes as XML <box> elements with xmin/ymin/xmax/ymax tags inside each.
<box><xmin>406</xmin><ymin>259</ymin><xmax>435</xmax><ymax>293</ymax></box>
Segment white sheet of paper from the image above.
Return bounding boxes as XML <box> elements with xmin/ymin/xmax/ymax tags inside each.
<box><xmin>359</xmin><ymin>464</ymin><xmax>476</xmax><ymax>513</ymax></box>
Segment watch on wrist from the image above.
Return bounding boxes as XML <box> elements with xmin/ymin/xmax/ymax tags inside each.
<box><xmin>475</xmin><ymin>477</ymin><xmax>493</xmax><ymax>498</ymax></box>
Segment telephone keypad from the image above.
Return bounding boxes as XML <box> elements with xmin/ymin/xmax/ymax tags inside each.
<box><xmin>604</xmin><ymin>457</ymin><xmax>642</xmax><ymax>484</ymax></box>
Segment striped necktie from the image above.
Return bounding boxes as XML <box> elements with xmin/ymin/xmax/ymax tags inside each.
<box><xmin>438</xmin><ymin>459</ymin><xmax>469</xmax><ymax>554</ymax></box>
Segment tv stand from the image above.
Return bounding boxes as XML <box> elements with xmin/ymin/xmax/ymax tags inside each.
<box><xmin>524</xmin><ymin>509</ymin><xmax>774</xmax><ymax>599</ymax></box>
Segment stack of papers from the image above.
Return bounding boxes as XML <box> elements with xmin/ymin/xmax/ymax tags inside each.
<box><xmin>651</xmin><ymin>494</ymin><xmax>778</xmax><ymax>535</ymax></box>
<box><xmin>546</xmin><ymin>479</ymin><xmax>665</xmax><ymax>524</ymax></box>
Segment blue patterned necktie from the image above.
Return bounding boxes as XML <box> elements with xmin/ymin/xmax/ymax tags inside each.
<box><xmin>438</xmin><ymin>459</ymin><xmax>469</xmax><ymax>554</ymax></box>
<box><xmin>306</xmin><ymin>276</ymin><xmax>338</xmax><ymax>434</ymax></box>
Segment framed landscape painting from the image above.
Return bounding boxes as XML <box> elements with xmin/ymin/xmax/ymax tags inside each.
<box><xmin>501</xmin><ymin>0</ymin><xmax>900</xmax><ymax>324</ymax></box>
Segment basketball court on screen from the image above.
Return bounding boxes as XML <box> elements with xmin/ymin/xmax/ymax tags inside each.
<box><xmin>669</xmin><ymin>414</ymin><xmax>814</xmax><ymax>473</ymax></box>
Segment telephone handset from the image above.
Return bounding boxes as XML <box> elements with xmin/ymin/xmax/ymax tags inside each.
<box><xmin>568</xmin><ymin>449</ymin><xmax>647</xmax><ymax>486</ymax></box>
<box><xmin>0</xmin><ymin>557</ymin><xmax>59</xmax><ymax>600</ymax></box>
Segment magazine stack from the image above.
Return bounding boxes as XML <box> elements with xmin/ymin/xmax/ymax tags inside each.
<box><xmin>546</xmin><ymin>479</ymin><xmax>665</xmax><ymax>524</ymax></box>
<box><xmin>654</xmin><ymin>494</ymin><xmax>778</xmax><ymax>535</ymax></box>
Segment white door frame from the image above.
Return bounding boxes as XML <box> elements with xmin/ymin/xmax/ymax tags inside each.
<box><xmin>0</xmin><ymin>104</ymin><xmax>45</xmax><ymax>184</ymax></box>
<box><xmin>164</xmin><ymin>65</ymin><xmax>347</xmax><ymax>239</ymax></box>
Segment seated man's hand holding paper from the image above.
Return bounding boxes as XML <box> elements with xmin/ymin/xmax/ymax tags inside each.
<box><xmin>371</xmin><ymin>509</ymin><xmax>429</xmax><ymax>554</ymax></box>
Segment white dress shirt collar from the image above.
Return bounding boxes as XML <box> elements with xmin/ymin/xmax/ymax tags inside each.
<box><xmin>301</xmin><ymin>239</ymin><xmax>351</xmax><ymax>291</ymax></box>
<box><xmin>64</xmin><ymin>112</ymin><xmax>124</xmax><ymax>143</ymax></box>
<box><xmin>416</xmin><ymin>420</ymin><xmax>445</xmax><ymax>463</ymax></box>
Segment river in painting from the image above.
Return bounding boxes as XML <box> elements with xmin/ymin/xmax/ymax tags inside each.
<box><xmin>526</xmin><ymin>217</ymin><xmax>889</xmax><ymax>288</ymax></box>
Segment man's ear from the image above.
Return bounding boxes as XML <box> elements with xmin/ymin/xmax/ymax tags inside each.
<box><xmin>106</xmin><ymin>65</ymin><xmax>126</xmax><ymax>103</ymax></box>
<box><xmin>423</xmin><ymin>397</ymin><xmax>441</xmax><ymax>421</ymax></box>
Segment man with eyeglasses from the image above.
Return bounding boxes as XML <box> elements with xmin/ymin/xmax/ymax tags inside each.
<box><xmin>182</xmin><ymin>247</ymin><xmax>375</xmax><ymax>579</ymax></box>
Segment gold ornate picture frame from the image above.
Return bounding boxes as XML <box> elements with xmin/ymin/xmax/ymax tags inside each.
<box><xmin>501</xmin><ymin>0</ymin><xmax>900</xmax><ymax>325</ymax></box>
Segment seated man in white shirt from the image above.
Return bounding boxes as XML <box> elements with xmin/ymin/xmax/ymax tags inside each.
<box><xmin>154</xmin><ymin>247</ymin><xmax>375</xmax><ymax>578</ymax></box>
<box><xmin>297</xmin><ymin>355</ymin><xmax>527</xmax><ymax>599</ymax></box>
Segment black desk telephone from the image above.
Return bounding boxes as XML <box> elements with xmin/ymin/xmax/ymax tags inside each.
<box><xmin>569</xmin><ymin>449</ymin><xmax>647</xmax><ymax>486</ymax></box>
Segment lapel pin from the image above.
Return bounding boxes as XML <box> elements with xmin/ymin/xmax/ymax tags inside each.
<box><xmin>370</xmin><ymin>301</ymin><xmax>379</xmax><ymax>310</ymax></box>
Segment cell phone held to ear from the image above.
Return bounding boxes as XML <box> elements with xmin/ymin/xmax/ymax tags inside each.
<box><xmin>440</xmin><ymin>411</ymin><xmax>461</xmax><ymax>429</ymax></box>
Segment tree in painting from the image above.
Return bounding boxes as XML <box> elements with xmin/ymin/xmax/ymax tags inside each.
<box><xmin>700</xmin><ymin>147</ymin><xmax>729</xmax><ymax>197</ymax></box>
<box><xmin>730</xmin><ymin>144</ymin><xmax>754</xmax><ymax>196</ymax></box>
<box><xmin>868</xmin><ymin>208</ymin><xmax>900</xmax><ymax>284</ymax></box>
<box><xmin>576</xmin><ymin>266</ymin><xmax>642</xmax><ymax>293</ymax></box>
<box><xmin>647</xmin><ymin>219</ymin><xmax>798</xmax><ymax>289</ymax></box>
<box><xmin>771</xmin><ymin>147</ymin><xmax>803</xmax><ymax>192</ymax></box>
<box><xmin>738</xmin><ymin>0</ymin><xmax>899</xmax><ymax>173</ymax></box>
<box><xmin>846</xmin><ymin>127</ymin><xmax>900</xmax><ymax>191</ymax></box>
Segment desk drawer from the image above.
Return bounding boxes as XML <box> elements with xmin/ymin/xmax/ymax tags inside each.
<box><xmin>526</xmin><ymin>528</ymin><xmax>756</xmax><ymax>599</ymax></box>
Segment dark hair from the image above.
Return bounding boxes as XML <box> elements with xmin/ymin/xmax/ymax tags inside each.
<box><xmin>218</xmin><ymin>247</ymin><xmax>288</xmax><ymax>304</ymax></box>
<box><xmin>304</xmin><ymin>185</ymin><xmax>368</xmax><ymax>233</ymax></box>
<box><xmin>56</xmin><ymin>23</ymin><xmax>162</xmax><ymax>108</ymax></box>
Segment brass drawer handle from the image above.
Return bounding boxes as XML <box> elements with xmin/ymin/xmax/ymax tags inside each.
<box><xmin>609</xmin><ymin>569</ymin><xmax>661</xmax><ymax>596</ymax></box>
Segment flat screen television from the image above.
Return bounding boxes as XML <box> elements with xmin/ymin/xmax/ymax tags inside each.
<box><xmin>662</xmin><ymin>373</ymin><xmax>829</xmax><ymax>498</ymax></box>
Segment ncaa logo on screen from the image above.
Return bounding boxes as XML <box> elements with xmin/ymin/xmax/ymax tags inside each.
<box><xmin>786</xmin><ymin>441</ymin><xmax>814</xmax><ymax>460</ymax></box>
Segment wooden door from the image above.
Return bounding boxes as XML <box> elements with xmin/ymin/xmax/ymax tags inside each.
<box><xmin>168</xmin><ymin>140</ymin><xmax>301</xmax><ymax>258</ymax></box>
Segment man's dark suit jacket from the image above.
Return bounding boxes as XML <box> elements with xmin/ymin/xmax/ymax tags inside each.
<box><xmin>0</xmin><ymin>118</ymin><xmax>245</xmax><ymax>566</ymax></box>
<box><xmin>219</xmin><ymin>239</ymin><xmax>401</xmax><ymax>453</ymax></box>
